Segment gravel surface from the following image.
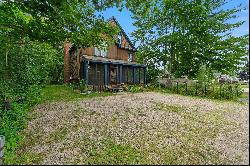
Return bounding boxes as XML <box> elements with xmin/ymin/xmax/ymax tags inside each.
<box><xmin>17</xmin><ymin>92</ymin><xmax>249</xmax><ymax>165</ymax></box>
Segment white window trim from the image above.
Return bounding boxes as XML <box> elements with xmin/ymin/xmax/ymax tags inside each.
<box><xmin>128</xmin><ymin>53</ymin><xmax>133</xmax><ymax>62</ymax></box>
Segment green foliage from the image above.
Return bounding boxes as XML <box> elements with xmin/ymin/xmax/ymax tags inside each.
<box><xmin>39</xmin><ymin>85</ymin><xmax>113</xmax><ymax>103</ymax></box>
<box><xmin>128</xmin><ymin>0</ymin><xmax>249</xmax><ymax>78</ymax></box>
<box><xmin>86</xmin><ymin>140</ymin><xmax>145</xmax><ymax>164</ymax></box>
<box><xmin>0</xmin><ymin>0</ymin><xmax>123</xmax><ymax>164</ymax></box>
<box><xmin>0</xmin><ymin>102</ymin><xmax>31</xmax><ymax>164</ymax></box>
<box><xmin>126</xmin><ymin>85</ymin><xmax>145</xmax><ymax>93</ymax></box>
<box><xmin>79</xmin><ymin>79</ymin><xmax>87</xmax><ymax>93</ymax></box>
<box><xmin>196</xmin><ymin>65</ymin><xmax>212</xmax><ymax>84</ymax></box>
<box><xmin>0</xmin><ymin>41</ymin><xmax>62</xmax><ymax>99</ymax></box>
<box><xmin>0</xmin><ymin>0</ymin><xmax>119</xmax><ymax>47</ymax></box>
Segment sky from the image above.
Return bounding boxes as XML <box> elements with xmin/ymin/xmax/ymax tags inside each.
<box><xmin>99</xmin><ymin>0</ymin><xmax>249</xmax><ymax>46</ymax></box>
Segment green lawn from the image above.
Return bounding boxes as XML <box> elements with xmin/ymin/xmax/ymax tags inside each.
<box><xmin>4</xmin><ymin>84</ymin><xmax>248</xmax><ymax>165</ymax></box>
<box><xmin>12</xmin><ymin>90</ymin><xmax>248</xmax><ymax>165</ymax></box>
<box><xmin>239</xmin><ymin>83</ymin><xmax>249</xmax><ymax>89</ymax></box>
<box><xmin>39</xmin><ymin>84</ymin><xmax>114</xmax><ymax>103</ymax></box>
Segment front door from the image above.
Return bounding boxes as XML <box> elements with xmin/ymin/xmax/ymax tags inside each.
<box><xmin>110</xmin><ymin>65</ymin><xmax>117</xmax><ymax>85</ymax></box>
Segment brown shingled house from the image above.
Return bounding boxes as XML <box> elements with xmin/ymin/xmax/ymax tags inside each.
<box><xmin>64</xmin><ymin>16</ymin><xmax>146</xmax><ymax>86</ymax></box>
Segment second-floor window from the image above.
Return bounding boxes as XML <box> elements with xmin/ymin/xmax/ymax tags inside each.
<box><xmin>100</xmin><ymin>50</ymin><xmax>107</xmax><ymax>57</ymax></box>
<box><xmin>94</xmin><ymin>47</ymin><xmax>107</xmax><ymax>57</ymax></box>
<box><xmin>117</xmin><ymin>32</ymin><xmax>122</xmax><ymax>45</ymax></box>
<box><xmin>128</xmin><ymin>53</ymin><xmax>133</xmax><ymax>62</ymax></box>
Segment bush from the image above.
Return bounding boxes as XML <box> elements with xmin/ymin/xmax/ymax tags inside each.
<box><xmin>0</xmin><ymin>41</ymin><xmax>62</xmax><ymax>164</ymax></box>
<box><xmin>0</xmin><ymin>102</ymin><xmax>30</xmax><ymax>164</ymax></box>
<box><xmin>78</xmin><ymin>79</ymin><xmax>87</xmax><ymax>93</ymax></box>
<box><xmin>126</xmin><ymin>85</ymin><xmax>145</xmax><ymax>93</ymax></box>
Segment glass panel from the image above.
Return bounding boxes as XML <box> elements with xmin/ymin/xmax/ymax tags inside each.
<box><xmin>127</xmin><ymin>67</ymin><xmax>133</xmax><ymax>84</ymax></box>
<box><xmin>88</xmin><ymin>62</ymin><xmax>104</xmax><ymax>85</ymax></box>
<box><xmin>135</xmin><ymin>67</ymin><xmax>140</xmax><ymax>84</ymax></box>
<box><xmin>94</xmin><ymin>47</ymin><xmax>100</xmax><ymax>56</ymax></box>
<box><xmin>101</xmin><ymin>50</ymin><xmax>107</xmax><ymax>57</ymax></box>
<box><xmin>122</xmin><ymin>66</ymin><xmax>127</xmax><ymax>84</ymax></box>
<box><xmin>140</xmin><ymin>68</ymin><xmax>144</xmax><ymax>84</ymax></box>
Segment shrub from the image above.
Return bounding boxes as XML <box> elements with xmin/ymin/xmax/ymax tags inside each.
<box><xmin>126</xmin><ymin>85</ymin><xmax>145</xmax><ymax>93</ymax></box>
<box><xmin>0</xmin><ymin>102</ymin><xmax>30</xmax><ymax>164</ymax></box>
<box><xmin>78</xmin><ymin>79</ymin><xmax>87</xmax><ymax>93</ymax></box>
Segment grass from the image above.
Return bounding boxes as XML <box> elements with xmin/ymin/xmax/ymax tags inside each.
<box><xmin>2</xmin><ymin>84</ymin><xmax>114</xmax><ymax>165</ymax></box>
<box><xmin>39</xmin><ymin>84</ymin><xmax>114</xmax><ymax>103</ymax></box>
<box><xmin>145</xmin><ymin>84</ymin><xmax>248</xmax><ymax>105</ymax></box>
<box><xmin>85</xmin><ymin>139</ymin><xmax>147</xmax><ymax>165</ymax></box>
<box><xmin>239</xmin><ymin>83</ymin><xmax>249</xmax><ymax>89</ymax></box>
<box><xmin>7</xmin><ymin>84</ymin><xmax>248</xmax><ymax>164</ymax></box>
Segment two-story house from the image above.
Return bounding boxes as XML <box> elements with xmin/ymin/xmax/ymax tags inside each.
<box><xmin>64</xmin><ymin>16</ymin><xmax>146</xmax><ymax>86</ymax></box>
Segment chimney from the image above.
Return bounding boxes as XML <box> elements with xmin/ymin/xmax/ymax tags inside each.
<box><xmin>64</xmin><ymin>40</ymin><xmax>71</xmax><ymax>83</ymax></box>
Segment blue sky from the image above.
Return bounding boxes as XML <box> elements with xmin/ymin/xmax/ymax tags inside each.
<box><xmin>99</xmin><ymin>0</ymin><xmax>249</xmax><ymax>45</ymax></box>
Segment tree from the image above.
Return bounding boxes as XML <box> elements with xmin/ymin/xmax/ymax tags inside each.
<box><xmin>0</xmin><ymin>0</ymin><xmax>121</xmax><ymax>98</ymax></box>
<box><xmin>0</xmin><ymin>0</ymin><xmax>119</xmax><ymax>46</ymax></box>
<box><xmin>127</xmin><ymin>0</ymin><xmax>249</xmax><ymax>79</ymax></box>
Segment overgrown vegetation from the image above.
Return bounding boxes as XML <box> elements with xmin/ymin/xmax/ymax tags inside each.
<box><xmin>129</xmin><ymin>0</ymin><xmax>249</xmax><ymax>80</ymax></box>
<box><xmin>0</xmin><ymin>0</ymin><xmax>120</xmax><ymax>163</ymax></box>
<box><xmin>0</xmin><ymin>0</ymin><xmax>248</xmax><ymax>164</ymax></box>
<box><xmin>125</xmin><ymin>82</ymin><xmax>244</xmax><ymax>101</ymax></box>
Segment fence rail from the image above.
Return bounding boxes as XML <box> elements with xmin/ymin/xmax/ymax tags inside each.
<box><xmin>160</xmin><ymin>81</ymin><xmax>242</xmax><ymax>99</ymax></box>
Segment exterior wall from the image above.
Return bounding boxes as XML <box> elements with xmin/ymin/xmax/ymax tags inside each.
<box><xmin>79</xmin><ymin>19</ymin><xmax>135</xmax><ymax>62</ymax></box>
<box><xmin>80</xmin><ymin>47</ymin><xmax>93</xmax><ymax>56</ymax></box>
<box><xmin>80</xmin><ymin>44</ymin><xmax>135</xmax><ymax>62</ymax></box>
<box><xmin>65</xmin><ymin>17</ymin><xmax>144</xmax><ymax>85</ymax></box>
<box><xmin>107</xmin><ymin>44</ymin><xmax>118</xmax><ymax>59</ymax></box>
<box><xmin>117</xmin><ymin>47</ymin><xmax>129</xmax><ymax>61</ymax></box>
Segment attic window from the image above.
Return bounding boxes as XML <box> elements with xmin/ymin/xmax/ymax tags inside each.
<box><xmin>94</xmin><ymin>47</ymin><xmax>107</xmax><ymax>57</ymax></box>
<box><xmin>128</xmin><ymin>53</ymin><xmax>133</xmax><ymax>62</ymax></box>
<box><xmin>118</xmin><ymin>32</ymin><xmax>122</xmax><ymax>45</ymax></box>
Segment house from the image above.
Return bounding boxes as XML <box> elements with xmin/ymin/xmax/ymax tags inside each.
<box><xmin>64</xmin><ymin>16</ymin><xmax>146</xmax><ymax>86</ymax></box>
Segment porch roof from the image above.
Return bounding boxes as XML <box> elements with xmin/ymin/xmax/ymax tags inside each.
<box><xmin>80</xmin><ymin>55</ymin><xmax>146</xmax><ymax>67</ymax></box>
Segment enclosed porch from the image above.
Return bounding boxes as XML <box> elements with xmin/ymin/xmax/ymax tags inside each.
<box><xmin>80</xmin><ymin>56</ymin><xmax>146</xmax><ymax>86</ymax></box>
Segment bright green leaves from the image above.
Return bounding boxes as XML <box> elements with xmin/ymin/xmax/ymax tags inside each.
<box><xmin>0</xmin><ymin>0</ymin><xmax>120</xmax><ymax>47</ymax></box>
<box><xmin>127</xmin><ymin>0</ymin><xmax>249</xmax><ymax>79</ymax></box>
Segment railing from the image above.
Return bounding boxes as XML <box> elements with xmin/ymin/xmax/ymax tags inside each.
<box><xmin>159</xmin><ymin>80</ymin><xmax>242</xmax><ymax>100</ymax></box>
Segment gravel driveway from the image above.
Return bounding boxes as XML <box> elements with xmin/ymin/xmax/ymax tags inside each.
<box><xmin>16</xmin><ymin>92</ymin><xmax>249</xmax><ymax>165</ymax></box>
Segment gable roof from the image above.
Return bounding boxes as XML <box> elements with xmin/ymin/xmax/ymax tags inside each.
<box><xmin>107</xmin><ymin>16</ymin><xmax>136</xmax><ymax>51</ymax></box>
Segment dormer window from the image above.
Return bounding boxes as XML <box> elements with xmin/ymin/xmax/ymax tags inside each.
<box><xmin>118</xmin><ymin>32</ymin><xmax>122</xmax><ymax>45</ymax></box>
<box><xmin>94</xmin><ymin>47</ymin><xmax>107</xmax><ymax>57</ymax></box>
<box><xmin>100</xmin><ymin>50</ymin><xmax>107</xmax><ymax>57</ymax></box>
<box><xmin>128</xmin><ymin>53</ymin><xmax>133</xmax><ymax>62</ymax></box>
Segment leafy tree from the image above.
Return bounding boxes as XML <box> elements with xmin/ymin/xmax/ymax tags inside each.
<box><xmin>0</xmin><ymin>0</ymin><xmax>121</xmax><ymax>95</ymax></box>
<box><xmin>0</xmin><ymin>0</ymin><xmax>119</xmax><ymax>45</ymax></box>
<box><xmin>127</xmin><ymin>0</ymin><xmax>249</xmax><ymax>78</ymax></box>
<box><xmin>0</xmin><ymin>1</ymin><xmax>122</xmax><ymax>162</ymax></box>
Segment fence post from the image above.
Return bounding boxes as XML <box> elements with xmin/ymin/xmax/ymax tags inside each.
<box><xmin>185</xmin><ymin>82</ymin><xmax>187</xmax><ymax>94</ymax></box>
<box><xmin>176</xmin><ymin>82</ymin><xmax>179</xmax><ymax>94</ymax></box>
<box><xmin>0</xmin><ymin>135</ymin><xmax>5</xmax><ymax>165</ymax></box>
<box><xmin>222</xmin><ymin>84</ymin><xmax>224</xmax><ymax>98</ymax></box>
<box><xmin>195</xmin><ymin>82</ymin><xmax>198</xmax><ymax>95</ymax></box>
<box><xmin>204</xmin><ymin>84</ymin><xmax>207</xmax><ymax>96</ymax></box>
<box><xmin>229</xmin><ymin>84</ymin><xmax>232</xmax><ymax>99</ymax></box>
<box><xmin>220</xmin><ymin>84</ymin><xmax>222</xmax><ymax>98</ymax></box>
<box><xmin>236</xmin><ymin>84</ymin><xmax>238</xmax><ymax>96</ymax></box>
